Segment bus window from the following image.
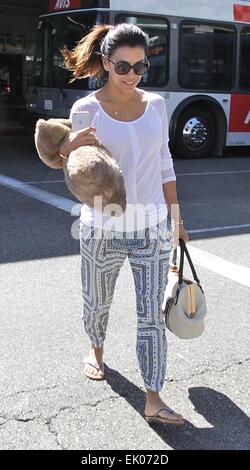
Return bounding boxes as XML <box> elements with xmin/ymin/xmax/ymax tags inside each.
<box><xmin>32</xmin><ymin>21</ymin><xmax>44</xmax><ymax>87</ymax></box>
<box><xmin>179</xmin><ymin>22</ymin><xmax>236</xmax><ymax>91</ymax></box>
<box><xmin>114</xmin><ymin>14</ymin><xmax>169</xmax><ymax>87</ymax></box>
<box><xmin>32</xmin><ymin>12</ymin><xmax>109</xmax><ymax>90</ymax></box>
<box><xmin>240</xmin><ymin>27</ymin><xmax>250</xmax><ymax>91</ymax></box>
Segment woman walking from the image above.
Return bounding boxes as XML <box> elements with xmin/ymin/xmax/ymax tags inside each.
<box><xmin>60</xmin><ymin>23</ymin><xmax>189</xmax><ymax>425</ymax></box>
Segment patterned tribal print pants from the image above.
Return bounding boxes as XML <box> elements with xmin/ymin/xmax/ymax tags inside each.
<box><xmin>79</xmin><ymin>218</ymin><xmax>173</xmax><ymax>392</ymax></box>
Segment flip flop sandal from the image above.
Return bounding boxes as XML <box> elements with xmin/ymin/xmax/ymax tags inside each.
<box><xmin>84</xmin><ymin>358</ymin><xmax>105</xmax><ymax>380</ymax></box>
<box><xmin>145</xmin><ymin>407</ymin><xmax>185</xmax><ymax>426</ymax></box>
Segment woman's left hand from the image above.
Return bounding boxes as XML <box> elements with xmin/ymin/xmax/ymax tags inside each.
<box><xmin>172</xmin><ymin>223</ymin><xmax>189</xmax><ymax>247</ymax></box>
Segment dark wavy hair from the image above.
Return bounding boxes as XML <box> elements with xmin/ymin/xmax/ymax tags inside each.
<box><xmin>61</xmin><ymin>22</ymin><xmax>149</xmax><ymax>82</ymax></box>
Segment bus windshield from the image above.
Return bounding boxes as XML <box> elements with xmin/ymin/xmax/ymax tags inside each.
<box><xmin>33</xmin><ymin>12</ymin><xmax>109</xmax><ymax>90</ymax></box>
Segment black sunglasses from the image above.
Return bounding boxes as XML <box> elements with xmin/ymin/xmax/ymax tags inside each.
<box><xmin>104</xmin><ymin>56</ymin><xmax>150</xmax><ymax>75</ymax></box>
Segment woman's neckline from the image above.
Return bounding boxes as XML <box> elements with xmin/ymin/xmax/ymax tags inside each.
<box><xmin>91</xmin><ymin>90</ymin><xmax>150</xmax><ymax>124</ymax></box>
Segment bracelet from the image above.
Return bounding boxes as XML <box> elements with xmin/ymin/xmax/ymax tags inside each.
<box><xmin>60</xmin><ymin>153</ymin><xmax>68</xmax><ymax>160</ymax></box>
<box><xmin>172</xmin><ymin>219</ymin><xmax>184</xmax><ymax>225</ymax></box>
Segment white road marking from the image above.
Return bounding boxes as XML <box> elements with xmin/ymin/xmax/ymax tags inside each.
<box><xmin>1</xmin><ymin>174</ymin><xmax>249</xmax><ymax>235</ymax></box>
<box><xmin>189</xmin><ymin>224</ymin><xmax>250</xmax><ymax>234</ymax></box>
<box><xmin>1</xmin><ymin>174</ymin><xmax>249</xmax><ymax>234</ymax></box>
<box><xmin>187</xmin><ymin>243</ymin><xmax>250</xmax><ymax>287</ymax></box>
<box><xmin>176</xmin><ymin>170</ymin><xmax>250</xmax><ymax>177</ymax></box>
<box><xmin>25</xmin><ymin>180</ymin><xmax>65</xmax><ymax>184</ymax></box>
<box><xmin>187</xmin><ymin>244</ymin><xmax>250</xmax><ymax>288</ymax></box>
<box><xmin>24</xmin><ymin>169</ymin><xmax>250</xmax><ymax>184</ymax></box>
<box><xmin>0</xmin><ymin>174</ymin><xmax>77</xmax><ymax>214</ymax></box>
<box><xmin>0</xmin><ymin>173</ymin><xmax>249</xmax><ymax>287</ymax></box>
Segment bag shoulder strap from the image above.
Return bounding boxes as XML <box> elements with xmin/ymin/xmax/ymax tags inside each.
<box><xmin>178</xmin><ymin>239</ymin><xmax>204</xmax><ymax>292</ymax></box>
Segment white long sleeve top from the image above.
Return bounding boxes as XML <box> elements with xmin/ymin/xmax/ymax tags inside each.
<box><xmin>69</xmin><ymin>90</ymin><xmax>176</xmax><ymax>232</ymax></box>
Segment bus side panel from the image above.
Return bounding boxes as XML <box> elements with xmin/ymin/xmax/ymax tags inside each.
<box><xmin>112</xmin><ymin>0</ymin><xmax>250</xmax><ymax>22</ymax></box>
<box><xmin>227</xmin><ymin>94</ymin><xmax>250</xmax><ymax>146</ymax></box>
<box><xmin>162</xmin><ymin>91</ymin><xmax>230</xmax><ymax>131</ymax></box>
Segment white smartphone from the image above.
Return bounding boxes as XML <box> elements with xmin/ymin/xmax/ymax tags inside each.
<box><xmin>71</xmin><ymin>111</ymin><xmax>90</xmax><ymax>132</ymax></box>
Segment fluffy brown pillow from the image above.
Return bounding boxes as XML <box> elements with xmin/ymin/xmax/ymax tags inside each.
<box><xmin>34</xmin><ymin>118</ymin><xmax>126</xmax><ymax>213</ymax></box>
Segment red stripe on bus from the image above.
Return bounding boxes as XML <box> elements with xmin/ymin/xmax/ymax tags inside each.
<box><xmin>233</xmin><ymin>4</ymin><xmax>250</xmax><ymax>21</ymax></box>
<box><xmin>49</xmin><ymin>0</ymin><xmax>81</xmax><ymax>13</ymax></box>
<box><xmin>229</xmin><ymin>95</ymin><xmax>250</xmax><ymax>132</ymax></box>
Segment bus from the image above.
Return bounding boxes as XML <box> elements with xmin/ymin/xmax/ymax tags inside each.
<box><xmin>26</xmin><ymin>0</ymin><xmax>250</xmax><ymax>158</ymax></box>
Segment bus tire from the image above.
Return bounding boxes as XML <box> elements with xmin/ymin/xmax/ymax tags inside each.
<box><xmin>174</xmin><ymin>106</ymin><xmax>216</xmax><ymax>158</ymax></box>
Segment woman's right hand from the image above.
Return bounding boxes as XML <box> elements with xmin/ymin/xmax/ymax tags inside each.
<box><xmin>59</xmin><ymin>127</ymin><xmax>100</xmax><ymax>158</ymax></box>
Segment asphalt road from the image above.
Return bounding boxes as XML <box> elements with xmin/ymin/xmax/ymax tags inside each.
<box><xmin>0</xmin><ymin>137</ymin><xmax>249</xmax><ymax>450</ymax></box>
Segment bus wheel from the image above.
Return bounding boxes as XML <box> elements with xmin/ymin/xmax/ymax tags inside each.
<box><xmin>174</xmin><ymin>106</ymin><xmax>215</xmax><ymax>158</ymax></box>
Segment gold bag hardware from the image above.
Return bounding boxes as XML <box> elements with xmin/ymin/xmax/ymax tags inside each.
<box><xmin>187</xmin><ymin>283</ymin><xmax>196</xmax><ymax>317</ymax></box>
